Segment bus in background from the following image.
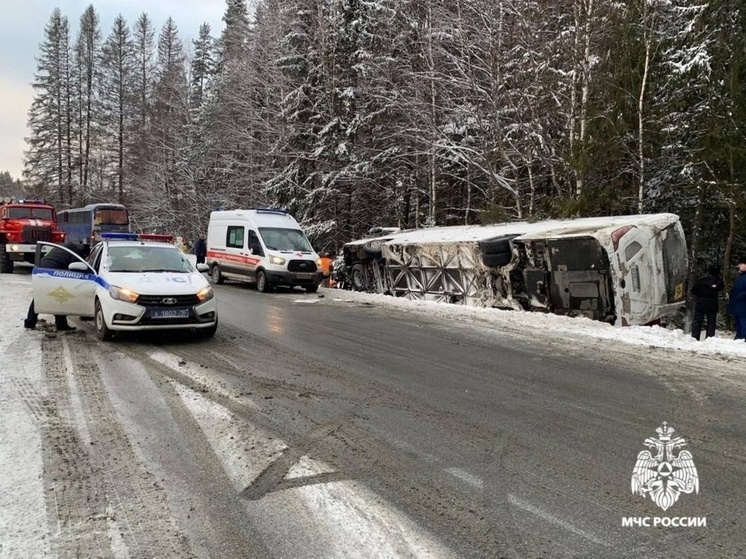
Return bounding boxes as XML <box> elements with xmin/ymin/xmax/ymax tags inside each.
<box><xmin>57</xmin><ymin>203</ymin><xmax>130</xmax><ymax>250</ymax></box>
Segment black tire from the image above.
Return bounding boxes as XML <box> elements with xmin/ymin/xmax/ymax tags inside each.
<box><xmin>482</xmin><ymin>252</ymin><xmax>513</xmax><ymax>267</ymax></box>
<box><xmin>351</xmin><ymin>264</ymin><xmax>366</xmax><ymax>291</ymax></box>
<box><xmin>0</xmin><ymin>248</ymin><xmax>13</xmax><ymax>274</ymax></box>
<box><xmin>479</xmin><ymin>236</ymin><xmax>517</xmax><ymax>255</ymax></box>
<box><xmin>210</xmin><ymin>264</ymin><xmax>224</xmax><ymax>284</ymax></box>
<box><xmin>256</xmin><ymin>270</ymin><xmax>271</xmax><ymax>293</ymax></box>
<box><xmin>305</xmin><ymin>284</ymin><xmax>319</xmax><ymax>293</ymax></box>
<box><xmin>94</xmin><ymin>300</ymin><xmax>113</xmax><ymax>341</ymax></box>
<box><xmin>199</xmin><ymin>318</ymin><xmax>218</xmax><ymax>339</ymax></box>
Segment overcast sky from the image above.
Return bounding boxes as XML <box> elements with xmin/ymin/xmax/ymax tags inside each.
<box><xmin>0</xmin><ymin>0</ymin><xmax>226</xmax><ymax>179</ymax></box>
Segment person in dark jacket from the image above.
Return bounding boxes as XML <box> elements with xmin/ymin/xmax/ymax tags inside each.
<box><xmin>24</xmin><ymin>242</ymin><xmax>87</xmax><ymax>331</ymax></box>
<box><xmin>727</xmin><ymin>255</ymin><xmax>746</xmax><ymax>340</ymax></box>
<box><xmin>194</xmin><ymin>237</ymin><xmax>207</xmax><ymax>265</ymax></box>
<box><xmin>691</xmin><ymin>264</ymin><xmax>724</xmax><ymax>340</ymax></box>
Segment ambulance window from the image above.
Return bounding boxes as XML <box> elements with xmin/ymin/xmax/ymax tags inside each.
<box><xmin>227</xmin><ymin>226</ymin><xmax>245</xmax><ymax>249</ymax></box>
<box><xmin>624</xmin><ymin>241</ymin><xmax>642</xmax><ymax>261</ymax></box>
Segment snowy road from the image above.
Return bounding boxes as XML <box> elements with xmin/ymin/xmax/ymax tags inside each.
<box><xmin>2</xmin><ymin>269</ymin><xmax>745</xmax><ymax>558</ymax></box>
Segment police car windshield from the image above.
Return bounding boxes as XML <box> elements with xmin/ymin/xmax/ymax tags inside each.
<box><xmin>107</xmin><ymin>245</ymin><xmax>192</xmax><ymax>273</ymax></box>
<box><xmin>259</xmin><ymin>227</ymin><xmax>312</xmax><ymax>252</ymax></box>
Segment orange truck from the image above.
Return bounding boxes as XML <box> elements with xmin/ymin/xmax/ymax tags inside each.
<box><xmin>0</xmin><ymin>199</ymin><xmax>66</xmax><ymax>273</ymax></box>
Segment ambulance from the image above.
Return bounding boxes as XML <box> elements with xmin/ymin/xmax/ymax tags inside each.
<box><xmin>206</xmin><ymin>209</ymin><xmax>323</xmax><ymax>293</ymax></box>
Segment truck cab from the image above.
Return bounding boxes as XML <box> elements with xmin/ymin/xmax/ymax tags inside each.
<box><xmin>0</xmin><ymin>199</ymin><xmax>66</xmax><ymax>273</ymax></box>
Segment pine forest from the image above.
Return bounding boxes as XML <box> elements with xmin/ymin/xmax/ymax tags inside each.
<box><xmin>20</xmin><ymin>0</ymin><xmax>746</xmax><ymax>277</ymax></box>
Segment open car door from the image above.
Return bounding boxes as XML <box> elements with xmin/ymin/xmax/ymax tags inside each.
<box><xmin>32</xmin><ymin>242</ymin><xmax>98</xmax><ymax>317</ymax></box>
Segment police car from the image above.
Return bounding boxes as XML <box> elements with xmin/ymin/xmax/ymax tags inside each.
<box><xmin>31</xmin><ymin>233</ymin><xmax>218</xmax><ymax>340</ymax></box>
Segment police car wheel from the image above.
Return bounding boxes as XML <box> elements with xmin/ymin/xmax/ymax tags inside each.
<box><xmin>200</xmin><ymin>319</ymin><xmax>218</xmax><ymax>338</ymax></box>
<box><xmin>95</xmin><ymin>300</ymin><xmax>113</xmax><ymax>341</ymax></box>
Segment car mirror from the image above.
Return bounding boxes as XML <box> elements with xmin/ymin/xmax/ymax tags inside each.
<box><xmin>196</xmin><ymin>263</ymin><xmax>209</xmax><ymax>273</ymax></box>
<box><xmin>68</xmin><ymin>262</ymin><xmax>89</xmax><ymax>272</ymax></box>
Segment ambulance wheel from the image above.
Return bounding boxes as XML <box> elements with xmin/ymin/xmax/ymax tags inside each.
<box><xmin>0</xmin><ymin>249</ymin><xmax>13</xmax><ymax>273</ymax></box>
<box><xmin>95</xmin><ymin>300</ymin><xmax>113</xmax><ymax>341</ymax></box>
<box><xmin>210</xmin><ymin>264</ymin><xmax>224</xmax><ymax>285</ymax></box>
<box><xmin>256</xmin><ymin>270</ymin><xmax>272</xmax><ymax>293</ymax></box>
<box><xmin>305</xmin><ymin>285</ymin><xmax>319</xmax><ymax>293</ymax></box>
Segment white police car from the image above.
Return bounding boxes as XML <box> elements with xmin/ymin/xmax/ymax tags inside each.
<box><xmin>32</xmin><ymin>233</ymin><xmax>218</xmax><ymax>340</ymax></box>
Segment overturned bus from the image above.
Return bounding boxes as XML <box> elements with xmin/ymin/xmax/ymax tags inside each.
<box><xmin>343</xmin><ymin>214</ymin><xmax>687</xmax><ymax>326</ymax></box>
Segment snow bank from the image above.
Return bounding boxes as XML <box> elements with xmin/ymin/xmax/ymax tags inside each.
<box><xmin>328</xmin><ymin>288</ymin><xmax>746</xmax><ymax>359</ymax></box>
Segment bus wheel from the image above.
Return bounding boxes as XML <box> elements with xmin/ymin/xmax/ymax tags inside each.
<box><xmin>210</xmin><ymin>264</ymin><xmax>224</xmax><ymax>284</ymax></box>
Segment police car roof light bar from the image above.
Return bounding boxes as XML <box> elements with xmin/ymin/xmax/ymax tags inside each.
<box><xmin>101</xmin><ymin>232</ymin><xmax>139</xmax><ymax>241</ymax></box>
<box><xmin>138</xmin><ymin>233</ymin><xmax>174</xmax><ymax>243</ymax></box>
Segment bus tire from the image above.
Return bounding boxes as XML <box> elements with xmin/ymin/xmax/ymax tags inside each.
<box><xmin>210</xmin><ymin>264</ymin><xmax>224</xmax><ymax>285</ymax></box>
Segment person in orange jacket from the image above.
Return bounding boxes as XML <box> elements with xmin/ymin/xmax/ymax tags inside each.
<box><xmin>319</xmin><ymin>252</ymin><xmax>333</xmax><ymax>286</ymax></box>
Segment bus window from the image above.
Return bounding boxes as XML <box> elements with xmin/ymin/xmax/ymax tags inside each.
<box><xmin>95</xmin><ymin>208</ymin><xmax>128</xmax><ymax>226</ymax></box>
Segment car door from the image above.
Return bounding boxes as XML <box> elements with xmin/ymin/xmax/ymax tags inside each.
<box><xmin>225</xmin><ymin>224</ymin><xmax>247</xmax><ymax>278</ymax></box>
<box><xmin>246</xmin><ymin>230</ymin><xmax>264</xmax><ymax>277</ymax></box>
<box><xmin>32</xmin><ymin>242</ymin><xmax>98</xmax><ymax>317</ymax></box>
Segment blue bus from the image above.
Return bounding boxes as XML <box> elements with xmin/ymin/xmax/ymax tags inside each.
<box><xmin>57</xmin><ymin>203</ymin><xmax>131</xmax><ymax>249</ymax></box>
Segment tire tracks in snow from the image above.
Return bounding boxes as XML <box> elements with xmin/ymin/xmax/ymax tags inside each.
<box><xmin>39</xmin><ymin>334</ymin><xmax>194</xmax><ymax>559</ymax></box>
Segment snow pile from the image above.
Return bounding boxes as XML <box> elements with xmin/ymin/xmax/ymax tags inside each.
<box><xmin>329</xmin><ymin>288</ymin><xmax>746</xmax><ymax>359</ymax></box>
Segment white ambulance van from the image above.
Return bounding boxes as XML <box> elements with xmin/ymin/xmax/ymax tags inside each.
<box><xmin>206</xmin><ymin>209</ymin><xmax>323</xmax><ymax>293</ymax></box>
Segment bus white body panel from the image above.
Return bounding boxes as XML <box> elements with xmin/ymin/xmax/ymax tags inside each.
<box><xmin>355</xmin><ymin>213</ymin><xmax>688</xmax><ymax>326</ymax></box>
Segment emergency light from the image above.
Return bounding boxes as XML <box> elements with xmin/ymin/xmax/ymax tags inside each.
<box><xmin>100</xmin><ymin>232</ymin><xmax>139</xmax><ymax>241</ymax></box>
<box><xmin>138</xmin><ymin>233</ymin><xmax>174</xmax><ymax>242</ymax></box>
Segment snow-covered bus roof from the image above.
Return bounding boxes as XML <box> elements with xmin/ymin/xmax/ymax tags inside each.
<box><xmin>383</xmin><ymin>214</ymin><xmax>680</xmax><ymax>246</ymax></box>
<box><xmin>513</xmin><ymin>213</ymin><xmax>679</xmax><ymax>242</ymax></box>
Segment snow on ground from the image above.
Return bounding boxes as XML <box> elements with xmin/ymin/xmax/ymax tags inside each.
<box><xmin>1</xmin><ymin>268</ymin><xmax>742</xmax><ymax>556</ymax></box>
<box><xmin>0</xmin><ymin>274</ymin><xmax>49</xmax><ymax>558</ymax></box>
<box><xmin>325</xmin><ymin>287</ymin><xmax>746</xmax><ymax>359</ymax></box>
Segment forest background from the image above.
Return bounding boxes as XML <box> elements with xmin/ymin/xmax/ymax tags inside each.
<box><xmin>10</xmin><ymin>0</ymin><xmax>746</xmax><ymax>285</ymax></box>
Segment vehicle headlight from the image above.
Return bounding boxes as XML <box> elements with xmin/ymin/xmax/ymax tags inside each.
<box><xmin>197</xmin><ymin>286</ymin><xmax>214</xmax><ymax>302</ymax></box>
<box><xmin>316</xmin><ymin>258</ymin><xmax>322</xmax><ymax>267</ymax></box>
<box><xmin>270</xmin><ymin>256</ymin><xmax>286</xmax><ymax>266</ymax></box>
<box><xmin>109</xmin><ymin>285</ymin><xmax>139</xmax><ymax>303</ymax></box>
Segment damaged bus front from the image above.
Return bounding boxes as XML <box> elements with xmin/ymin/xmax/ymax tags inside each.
<box><xmin>502</xmin><ymin>214</ymin><xmax>688</xmax><ymax>325</ymax></box>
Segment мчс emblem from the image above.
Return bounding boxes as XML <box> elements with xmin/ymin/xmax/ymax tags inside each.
<box><xmin>631</xmin><ymin>422</ymin><xmax>699</xmax><ymax>511</ymax></box>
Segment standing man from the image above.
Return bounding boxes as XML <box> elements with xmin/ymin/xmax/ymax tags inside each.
<box><xmin>727</xmin><ymin>256</ymin><xmax>746</xmax><ymax>340</ymax></box>
<box><xmin>691</xmin><ymin>263</ymin><xmax>724</xmax><ymax>340</ymax></box>
<box><xmin>195</xmin><ymin>236</ymin><xmax>207</xmax><ymax>265</ymax></box>
<box><xmin>24</xmin><ymin>242</ymin><xmax>88</xmax><ymax>331</ymax></box>
<box><xmin>319</xmin><ymin>252</ymin><xmax>333</xmax><ymax>287</ymax></box>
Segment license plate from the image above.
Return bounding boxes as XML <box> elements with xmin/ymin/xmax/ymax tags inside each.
<box><xmin>293</xmin><ymin>273</ymin><xmax>314</xmax><ymax>279</ymax></box>
<box><xmin>150</xmin><ymin>308</ymin><xmax>190</xmax><ymax>319</ymax></box>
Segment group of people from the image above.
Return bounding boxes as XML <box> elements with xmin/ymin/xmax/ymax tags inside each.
<box><xmin>691</xmin><ymin>255</ymin><xmax>746</xmax><ymax>341</ymax></box>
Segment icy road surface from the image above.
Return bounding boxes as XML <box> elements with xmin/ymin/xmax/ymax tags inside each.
<box><xmin>2</xmin><ymin>269</ymin><xmax>745</xmax><ymax>558</ymax></box>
